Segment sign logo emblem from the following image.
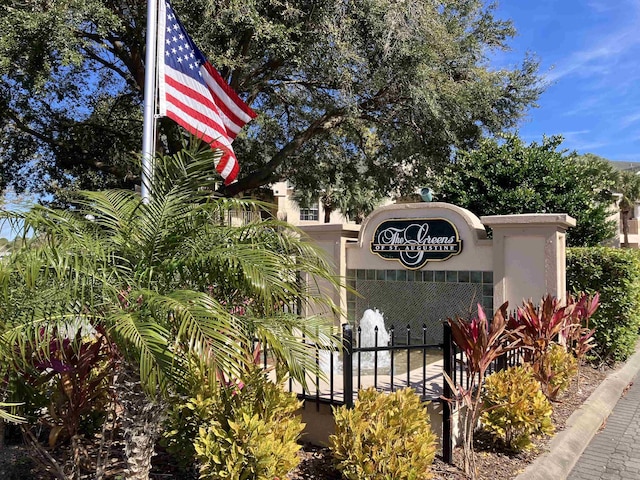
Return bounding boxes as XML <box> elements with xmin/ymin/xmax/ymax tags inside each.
<box><xmin>370</xmin><ymin>218</ymin><xmax>463</xmax><ymax>269</ymax></box>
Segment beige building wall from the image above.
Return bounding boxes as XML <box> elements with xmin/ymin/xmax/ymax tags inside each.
<box><xmin>272</xmin><ymin>181</ymin><xmax>350</xmax><ymax>225</ymax></box>
<box><xmin>299</xmin><ymin>224</ymin><xmax>360</xmax><ymax>320</ymax></box>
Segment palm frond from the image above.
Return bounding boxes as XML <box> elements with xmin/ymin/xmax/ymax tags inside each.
<box><xmin>249</xmin><ymin>313</ymin><xmax>341</xmax><ymax>387</ymax></box>
<box><xmin>0</xmin><ymin>144</ymin><xmax>346</xmax><ymax>401</ymax></box>
<box><xmin>0</xmin><ymin>403</ymin><xmax>26</xmax><ymax>424</ymax></box>
<box><xmin>110</xmin><ymin>311</ymin><xmax>176</xmax><ymax>396</ymax></box>
<box><xmin>133</xmin><ymin>288</ymin><xmax>251</xmax><ymax>379</ymax></box>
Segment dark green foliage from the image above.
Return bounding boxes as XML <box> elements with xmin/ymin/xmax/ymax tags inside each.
<box><xmin>567</xmin><ymin>247</ymin><xmax>640</xmax><ymax>362</ymax></box>
<box><xmin>0</xmin><ymin>0</ymin><xmax>542</xmax><ymax>201</ymax></box>
<box><xmin>330</xmin><ymin>387</ymin><xmax>437</xmax><ymax>480</ymax></box>
<box><xmin>434</xmin><ymin>136</ymin><xmax>618</xmax><ymax>247</ymax></box>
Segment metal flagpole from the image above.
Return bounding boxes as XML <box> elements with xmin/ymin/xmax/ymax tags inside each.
<box><xmin>141</xmin><ymin>0</ymin><xmax>159</xmax><ymax>203</ymax></box>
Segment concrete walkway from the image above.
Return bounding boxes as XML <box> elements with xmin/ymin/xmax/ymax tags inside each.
<box><xmin>566</xmin><ymin>370</ymin><xmax>640</xmax><ymax>480</ymax></box>
<box><xmin>516</xmin><ymin>342</ymin><xmax>640</xmax><ymax>480</ymax></box>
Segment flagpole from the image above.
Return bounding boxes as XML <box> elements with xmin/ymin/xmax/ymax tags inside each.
<box><xmin>141</xmin><ymin>0</ymin><xmax>159</xmax><ymax>203</ymax></box>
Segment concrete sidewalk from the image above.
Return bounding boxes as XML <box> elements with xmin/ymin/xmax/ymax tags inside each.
<box><xmin>516</xmin><ymin>342</ymin><xmax>640</xmax><ymax>480</ymax></box>
<box><xmin>566</xmin><ymin>370</ymin><xmax>640</xmax><ymax>480</ymax></box>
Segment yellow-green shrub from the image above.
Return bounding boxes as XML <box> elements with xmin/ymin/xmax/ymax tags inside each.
<box><xmin>538</xmin><ymin>343</ymin><xmax>578</xmax><ymax>400</ymax></box>
<box><xmin>481</xmin><ymin>364</ymin><xmax>554</xmax><ymax>451</ymax></box>
<box><xmin>330</xmin><ymin>387</ymin><xmax>437</xmax><ymax>480</ymax></box>
<box><xmin>192</xmin><ymin>366</ymin><xmax>304</xmax><ymax>480</ymax></box>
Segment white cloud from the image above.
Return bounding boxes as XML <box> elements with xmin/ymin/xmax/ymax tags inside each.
<box><xmin>562</xmin><ymin>130</ymin><xmax>591</xmax><ymax>136</ymax></box>
<box><xmin>545</xmin><ymin>1</ymin><xmax>640</xmax><ymax>84</ymax></box>
<box><xmin>546</xmin><ymin>31</ymin><xmax>640</xmax><ymax>83</ymax></box>
<box><xmin>587</xmin><ymin>1</ymin><xmax>615</xmax><ymax>13</ymax></box>
<box><xmin>620</xmin><ymin>113</ymin><xmax>640</xmax><ymax>128</ymax></box>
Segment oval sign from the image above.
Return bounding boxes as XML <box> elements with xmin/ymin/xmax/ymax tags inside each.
<box><xmin>370</xmin><ymin>218</ymin><xmax>463</xmax><ymax>270</ymax></box>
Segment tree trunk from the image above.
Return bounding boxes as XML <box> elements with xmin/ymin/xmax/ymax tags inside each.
<box><xmin>122</xmin><ymin>401</ymin><xmax>166</xmax><ymax>479</ymax></box>
<box><xmin>119</xmin><ymin>380</ymin><xmax>167</xmax><ymax>480</ymax></box>
<box><xmin>622</xmin><ymin>208</ymin><xmax>630</xmax><ymax>248</ymax></box>
<box><xmin>323</xmin><ymin>206</ymin><xmax>333</xmax><ymax>223</ymax></box>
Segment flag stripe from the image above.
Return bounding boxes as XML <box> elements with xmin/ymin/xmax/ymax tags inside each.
<box><xmin>166</xmin><ymin>109</ymin><xmax>238</xmax><ymax>184</ymax></box>
<box><xmin>156</xmin><ymin>0</ymin><xmax>256</xmax><ymax>184</ymax></box>
<box><xmin>164</xmin><ymin>66</ymin><xmax>219</xmax><ymax>115</ymax></box>
<box><xmin>164</xmin><ymin>72</ymin><xmax>232</xmax><ymax>144</ymax></box>
<box><xmin>165</xmin><ymin>94</ymin><xmax>230</xmax><ymax>147</ymax></box>
<box><xmin>217</xmin><ymin>149</ymin><xmax>239</xmax><ymax>180</ymax></box>
<box><xmin>201</xmin><ymin>63</ymin><xmax>256</xmax><ymax>133</ymax></box>
<box><xmin>203</xmin><ymin>63</ymin><xmax>256</xmax><ymax>122</ymax></box>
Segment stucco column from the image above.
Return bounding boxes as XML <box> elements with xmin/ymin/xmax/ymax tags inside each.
<box><xmin>481</xmin><ymin>214</ymin><xmax>576</xmax><ymax>310</ymax></box>
<box><xmin>299</xmin><ymin>224</ymin><xmax>360</xmax><ymax>324</ymax></box>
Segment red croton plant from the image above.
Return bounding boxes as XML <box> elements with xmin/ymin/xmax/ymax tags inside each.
<box><xmin>13</xmin><ymin>323</ymin><xmax>119</xmax><ymax>479</ymax></box>
<box><xmin>447</xmin><ymin>292</ymin><xmax>599</xmax><ymax>478</ymax></box>
<box><xmin>509</xmin><ymin>292</ymin><xmax>599</xmax><ymax>396</ymax></box>
<box><xmin>446</xmin><ymin>301</ymin><xmax>519</xmax><ymax>478</ymax></box>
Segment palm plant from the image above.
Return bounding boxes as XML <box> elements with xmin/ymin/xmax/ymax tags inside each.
<box><xmin>616</xmin><ymin>170</ymin><xmax>640</xmax><ymax>248</ymax></box>
<box><xmin>0</xmin><ymin>144</ymin><xmax>342</xmax><ymax>478</ymax></box>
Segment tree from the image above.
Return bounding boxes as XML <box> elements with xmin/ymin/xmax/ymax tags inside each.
<box><xmin>293</xmin><ymin>177</ymin><xmax>386</xmax><ymax>224</ymax></box>
<box><xmin>616</xmin><ymin>170</ymin><xmax>640</xmax><ymax>247</ymax></box>
<box><xmin>433</xmin><ymin>136</ymin><xmax>618</xmax><ymax>247</ymax></box>
<box><xmin>0</xmin><ymin>145</ymin><xmax>341</xmax><ymax>478</ymax></box>
<box><xmin>0</xmin><ymin>0</ymin><xmax>542</xmax><ymax>202</ymax></box>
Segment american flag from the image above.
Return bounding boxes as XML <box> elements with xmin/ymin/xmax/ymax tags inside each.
<box><xmin>157</xmin><ymin>0</ymin><xmax>256</xmax><ymax>185</ymax></box>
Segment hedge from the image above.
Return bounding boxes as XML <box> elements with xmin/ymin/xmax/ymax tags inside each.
<box><xmin>567</xmin><ymin>247</ymin><xmax>640</xmax><ymax>363</ymax></box>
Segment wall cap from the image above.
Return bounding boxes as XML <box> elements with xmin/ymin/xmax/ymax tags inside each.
<box><xmin>481</xmin><ymin>213</ymin><xmax>577</xmax><ymax>229</ymax></box>
<box><xmin>358</xmin><ymin>202</ymin><xmax>488</xmax><ymax>248</ymax></box>
<box><xmin>299</xmin><ymin>223</ymin><xmax>361</xmax><ymax>236</ymax></box>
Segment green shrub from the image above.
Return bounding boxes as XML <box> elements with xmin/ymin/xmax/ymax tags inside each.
<box><xmin>330</xmin><ymin>387</ymin><xmax>437</xmax><ymax>480</ymax></box>
<box><xmin>481</xmin><ymin>364</ymin><xmax>554</xmax><ymax>451</ymax></box>
<box><xmin>538</xmin><ymin>344</ymin><xmax>578</xmax><ymax>400</ymax></box>
<box><xmin>193</xmin><ymin>366</ymin><xmax>304</xmax><ymax>480</ymax></box>
<box><xmin>161</xmin><ymin>394</ymin><xmax>218</xmax><ymax>473</ymax></box>
<box><xmin>567</xmin><ymin>247</ymin><xmax>640</xmax><ymax>362</ymax></box>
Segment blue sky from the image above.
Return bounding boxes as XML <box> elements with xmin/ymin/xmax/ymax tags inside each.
<box><xmin>493</xmin><ymin>0</ymin><xmax>640</xmax><ymax>164</ymax></box>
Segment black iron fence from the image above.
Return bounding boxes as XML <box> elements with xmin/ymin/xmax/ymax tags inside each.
<box><xmin>260</xmin><ymin>321</ymin><xmax>527</xmax><ymax>464</ymax></box>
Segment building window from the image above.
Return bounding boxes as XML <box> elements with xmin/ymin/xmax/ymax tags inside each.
<box><xmin>299</xmin><ymin>202</ymin><xmax>319</xmax><ymax>221</ymax></box>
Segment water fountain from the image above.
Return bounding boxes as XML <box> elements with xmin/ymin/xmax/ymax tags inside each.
<box><xmin>357</xmin><ymin>308</ymin><xmax>391</xmax><ymax>370</ymax></box>
<box><xmin>320</xmin><ymin>308</ymin><xmax>391</xmax><ymax>374</ymax></box>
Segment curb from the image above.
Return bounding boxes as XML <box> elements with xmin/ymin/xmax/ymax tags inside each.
<box><xmin>515</xmin><ymin>341</ymin><xmax>640</xmax><ymax>480</ymax></box>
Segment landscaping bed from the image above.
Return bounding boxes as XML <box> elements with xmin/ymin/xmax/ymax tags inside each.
<box><xmin>0</xmin><ymin>363</ymin><xmax>611</xmax><ymax>479</ymax></box>
<box><xmin>287</xmin><ymin>364</ymin><xmax>609</xmax><ymax>480</ymax></box>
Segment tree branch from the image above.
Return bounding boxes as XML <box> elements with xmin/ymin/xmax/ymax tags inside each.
<box><xmin>4</xmin><ymin>109</ymin><xmax>59</xmax><ymax>148</ymax></box>
<box><xmin>221</xmin><ymin>87</ymin><xmax>392</xmax><ymax>195</ymax></box>
<box><xmin>82</xmin><ymin>46</ymin><xmax>136</xmax><ymax>90</ymax></box>
<box><xmin>221</xmin><ymin>109</ymin><xmax>348</xmax><ymax>195</ymax></box>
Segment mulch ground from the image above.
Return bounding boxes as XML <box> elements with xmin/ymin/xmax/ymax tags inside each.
<box><xmin>0</xmin><ymin>364</ymin><xmax>610</xmax><ymax>479</ymax></box>
<box><xmin>287</xmin><ymin>364</ymin><xmax>609</xmax><ymax>480</ymax></box>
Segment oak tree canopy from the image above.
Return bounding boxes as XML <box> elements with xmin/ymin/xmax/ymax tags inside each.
<box><xmin>0</xmin><ymin>0</ymin><xmax>542</xmax><ymax>201</ymax></box>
